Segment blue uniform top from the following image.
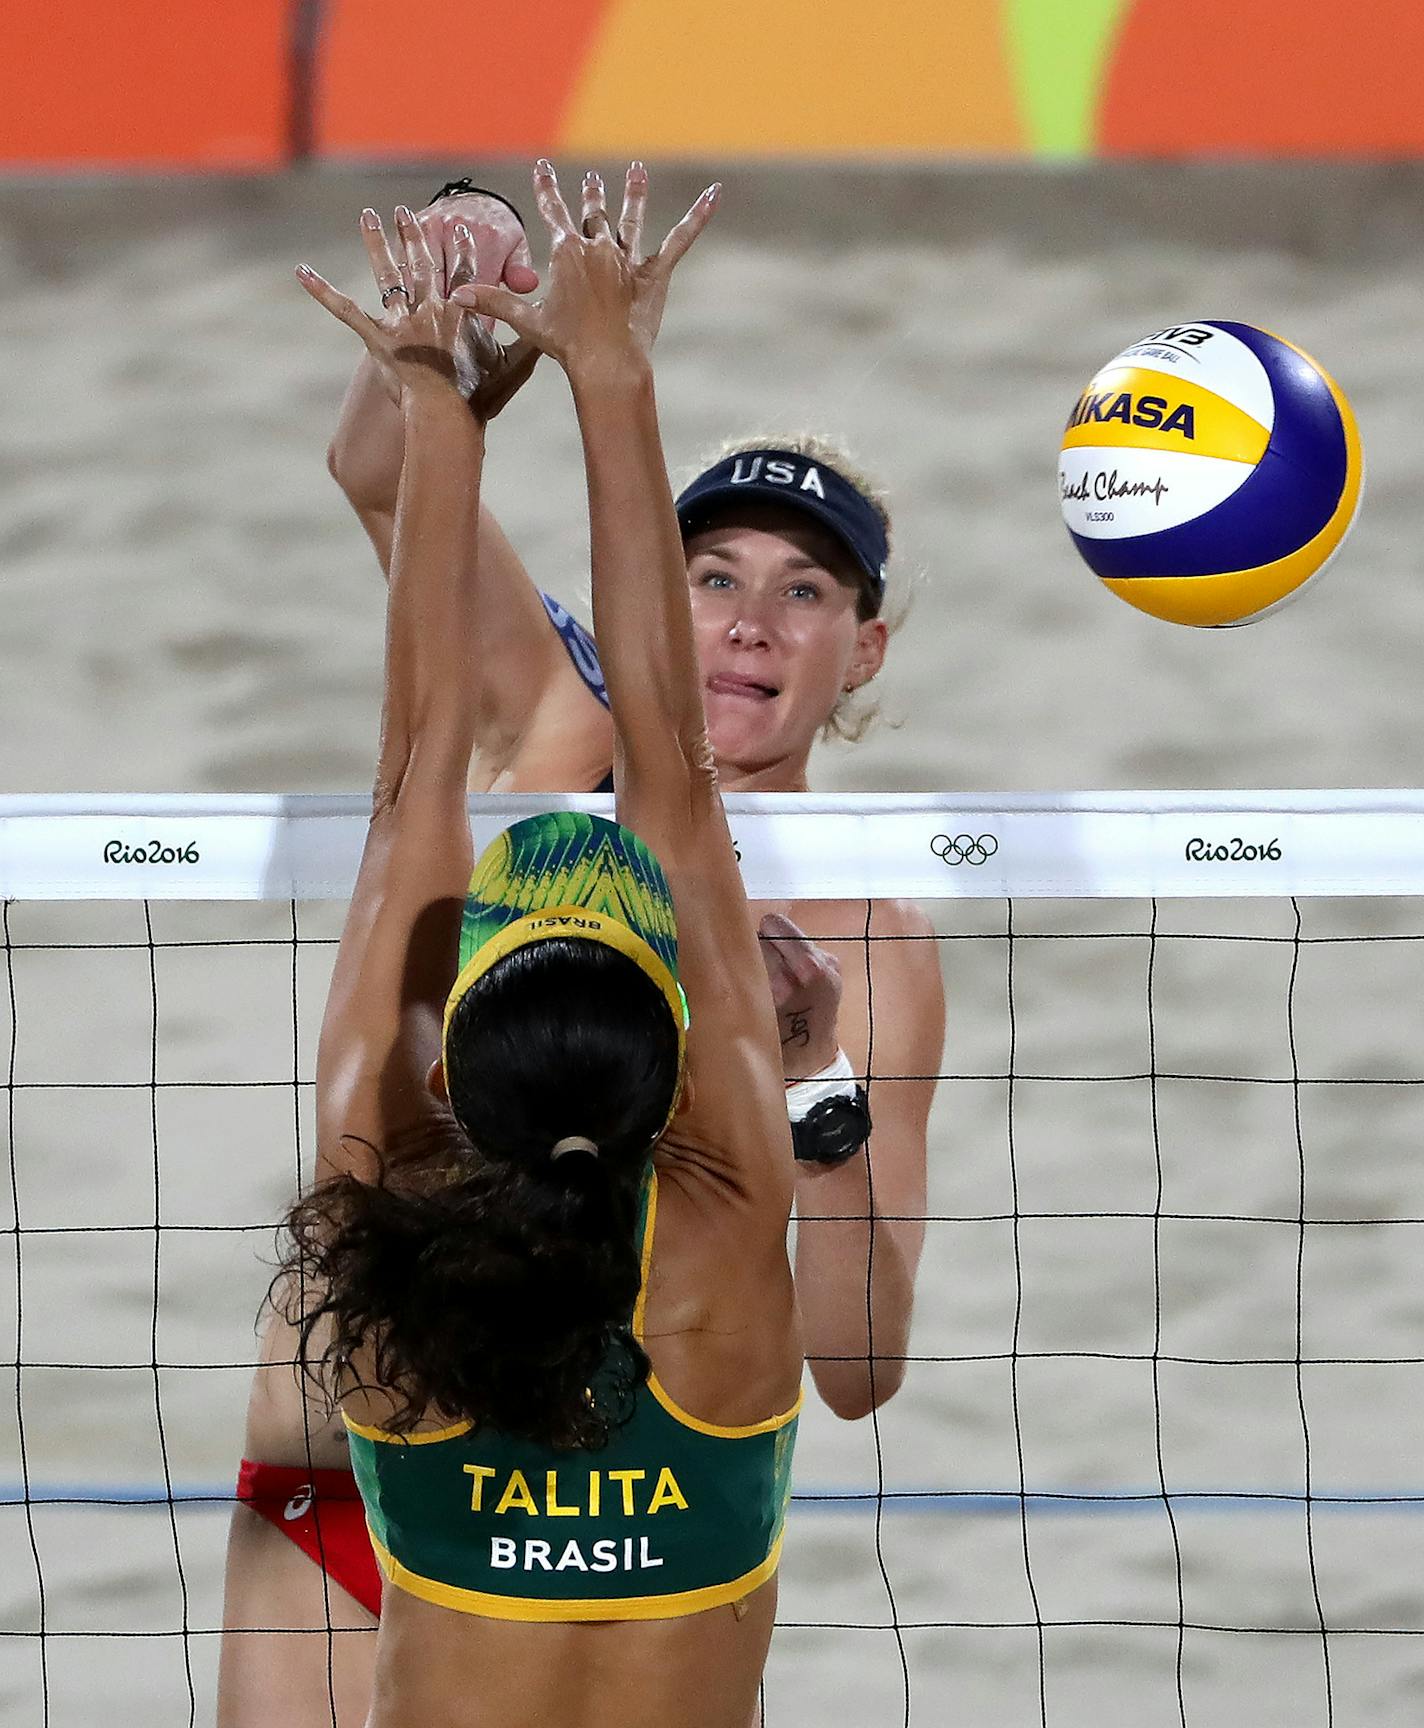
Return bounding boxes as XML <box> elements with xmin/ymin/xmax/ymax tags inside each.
<box><xmin>540</xmin><ymin>592</ymin><xmax>607</xmax><ymax>710</ymax></box>
<box><xmin>540</xmin><ymin>592</ymin><xmax>613</xmax><ymax>794</ymax></box>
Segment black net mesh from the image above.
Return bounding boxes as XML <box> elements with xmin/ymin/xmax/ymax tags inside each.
<box><xmin>5</xmin><ymin>890</ymin><xmax>1424</xmax><ymax>1725</ymax></box>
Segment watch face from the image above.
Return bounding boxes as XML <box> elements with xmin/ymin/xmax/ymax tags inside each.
<box><xmin>794</xmin><ymin>1090</ymin><xmax>872</xmax><ymax>1166</ymax></box>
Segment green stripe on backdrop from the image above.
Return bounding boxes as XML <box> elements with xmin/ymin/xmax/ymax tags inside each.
<box><xmin>1006</xmin><ymin>0</ymin><xmax>1134</xmax><ymax>157</ymax></box>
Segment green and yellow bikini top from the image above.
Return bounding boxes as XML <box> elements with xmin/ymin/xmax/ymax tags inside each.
<box><xmin>343</xmin><ymin>1168</ymin><xmax>801</xmax><ymax>1622</ymax></box>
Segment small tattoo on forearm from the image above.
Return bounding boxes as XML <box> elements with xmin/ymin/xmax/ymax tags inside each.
<box><xmin>783</xmin><ymin>1012</ymin><xmax>810</xmax><ymax>1049</ymax></box>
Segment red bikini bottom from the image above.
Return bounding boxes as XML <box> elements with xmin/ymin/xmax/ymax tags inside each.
<box><xmin>235</xmin><ymin>1459</ymin><xmax>382</xmax><ymax>1619</ymax></box>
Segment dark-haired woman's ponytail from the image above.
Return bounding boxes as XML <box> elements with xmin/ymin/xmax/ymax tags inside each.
<box><xmin>282</xmin><ymin>938</ymin><xmax>681</xmax><ymax>1449</ymax></box>
<box><xmin>282</xmin><ymin>1125</ymin><xmax>649</xmax><ymax>1448</ymax></box>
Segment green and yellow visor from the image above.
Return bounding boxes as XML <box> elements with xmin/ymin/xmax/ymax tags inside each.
<box><xmin>442</xmin><ymin>811</ymin><xmax>688</xmax><ymax>1092</ymax></box>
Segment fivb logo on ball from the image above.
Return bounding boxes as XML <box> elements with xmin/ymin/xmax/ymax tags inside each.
<box><xmin>1059</xmin><ymin>321</ymin><xmax>1362</xmax><ymax>627</ymax></box>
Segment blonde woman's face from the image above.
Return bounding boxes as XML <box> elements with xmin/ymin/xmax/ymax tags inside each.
<box><xmin>683</xmin><ymin>504</ymin><xmax>887</xmax><ymax>779</ymax></box>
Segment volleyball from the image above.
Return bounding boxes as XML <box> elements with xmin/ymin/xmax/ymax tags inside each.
<box><xmin>1059</xmin><ymin>320</ymin><xmax>1362</xmax><ymax>626</ymax></box>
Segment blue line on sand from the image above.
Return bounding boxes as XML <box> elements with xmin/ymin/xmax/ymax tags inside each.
<box><xmin>4</xmin><ymin>1484</ymin><xmax>1424</xmax><ymax>1514</ymax></box>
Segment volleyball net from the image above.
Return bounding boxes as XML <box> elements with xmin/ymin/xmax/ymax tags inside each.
<box><xmin>6</xmin><ymin>791</ymin><xmax>1424</xmax><ymax>1727</ymax></box>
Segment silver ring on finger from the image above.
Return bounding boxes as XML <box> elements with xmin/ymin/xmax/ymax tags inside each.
<box><xmin>380</xmin><ymin>283</ymin><xmax>411</xmax><ymax>306</ymax></box>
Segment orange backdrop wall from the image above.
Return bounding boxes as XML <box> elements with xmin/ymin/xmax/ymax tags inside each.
<box><xmin>2</xmin><ymin>0</ymin><xmax>1421</xmax><ymax>169</ymax></box>
<box><xmin>1</xmin><ymin>1</ymin><xmax>291</xmax><ymax>169</ymax></box>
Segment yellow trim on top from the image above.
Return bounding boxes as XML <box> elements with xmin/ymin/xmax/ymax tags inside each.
<box><xmin>342</xmin><ymin>1412</ymin><xmax>474</xmax><ymax>1446</ymax></box>
<box><xmin>367</xmin><ymin>1521</ymin><xmax>785</xmax><ymax>1623</ymax></box>
<box><xmin>634</xmin><ymin>1171</ymin><xmax>804</xmax><ymax>1439</ymax></box>
<box><xmin>631</xmin><ymin>1166</ymin><xmax>659</xmax><ymax>1337</ymax></box>
<box><xmin>442</xmin><ymin>906</ymin><xmax>685</xmax><ymax>1061</ymax></box>
<box><xmin>646</xmin><ymin>1374</ymin><xmax>804</xmax><ymax>1439</ymax></box>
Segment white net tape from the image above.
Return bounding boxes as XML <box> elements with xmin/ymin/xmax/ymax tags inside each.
<box><xmin>7</xmin><ymin>792</ymin><xmax>1424</xmax><ymax>1727</ymax></box>
<box><xmin>4</xmin><ymin>790</ymin><xmax>1424</xmax><ymax>901</ymax></box>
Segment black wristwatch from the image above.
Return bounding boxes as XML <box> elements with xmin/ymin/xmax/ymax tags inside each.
<box><xmin>791</xmin><ymin>1086</ymin><xmax>872</xmax><ymax>1168</ymax></box>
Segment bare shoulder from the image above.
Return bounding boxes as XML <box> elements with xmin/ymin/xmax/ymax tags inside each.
<box><xmin>854</xmin><ymin>899</ymin><xmax>945</xmax><ymax>1031</ymax></box>
<box><xmin>869</xmin><ymin>896</ymin><xmax>937</xmax><ymax>940</ymax></box>
<box><xmin>865</xmin><ymin>898</ymin><xmax>944</xmax><ymax>996</ymax></box>
<box><xmin>641</xmin><ymin>1150</ymin><xmax>800</xmax><ymax>1420</ymax></box>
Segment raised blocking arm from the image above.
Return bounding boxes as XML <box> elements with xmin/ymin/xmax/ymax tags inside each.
<box><xmin>326</xmin><ymin>192</ymin><xmax>610</xmax><ymax>780</ymax></box>
<box><xmin>296</xmin><ymin>208</ymin><xmax>532</xmax><ymax>1181</ymax></box>
<box><xmin>458</xmin><ymin>163</ymin><xmax>793</xmax><ymax>1224</ymax></box>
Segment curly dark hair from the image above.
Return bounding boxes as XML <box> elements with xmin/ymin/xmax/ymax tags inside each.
<box><xmin>280</xmin><ymin>938</ymin><xmax>683</xmax><ymax>1450</ymax></box>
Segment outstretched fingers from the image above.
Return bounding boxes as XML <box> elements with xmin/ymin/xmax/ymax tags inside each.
<box><xmin>531</xmin><ymin>159</ymin><xmax>579</xmax><ymax>245</ymax></box>
<box><xmin>449</xmin><ymin>282</ymin><xmax>540</xmax><ymax>344</ymax></box>
<box><xmin>617</xmin><ymin>161</ymin><xmax>649</xmax><ymax>259</ymax></box>
<box><xmin>653</xmin><ymin>182</ymin><xmax>721</xmax><ymax>278</ymax></box>
<box><xmin>581</xmin><ymin>169</ymin><xmax>614</xmax><ymax>239</ymax></box>
<box><xmin>447</xmin><ymin>220</ymin><xmax>486</xmax><ymax>325</ymax></box>
<box><xmin>295</xmin><ymin>264</ymin><xmax>383</xmax><ymax>347</ymax></box>
<box><xmin>357</xmin><ymin>209</ymin><xmax>407</xmax><ymax>313</ymax></box>
<box><xmin>448</xmin><ymin>220</ymin><xmax>478</xmax><ymax>291</ymax></box>
<box><xmin>395</xmin><ymin>205</ymin><xmax>438</xmax><ymax>305</ymax></box>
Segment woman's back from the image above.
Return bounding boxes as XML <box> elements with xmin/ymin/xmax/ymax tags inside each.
<box><xmin>372</xmin><ymin>1581</ymin><xmax>776</xmax><ymax>1728</ymax></box>
<box><xmin>350</xmin><ymin>1156</ymin><xmax>800</xmax><ymax>1728</ymax></box>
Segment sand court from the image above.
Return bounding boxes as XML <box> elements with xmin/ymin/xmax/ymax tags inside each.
<box><xmin>4</xmin><ymin>163</ymin><xmax>1424</xmax><ymax>1724</ymax></box>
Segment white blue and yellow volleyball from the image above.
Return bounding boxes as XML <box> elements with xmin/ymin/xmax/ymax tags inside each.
<box><xmin>1059</xmin><ymin>322</ymin><xmax>1362</xmax><ymax>627</ymax></box>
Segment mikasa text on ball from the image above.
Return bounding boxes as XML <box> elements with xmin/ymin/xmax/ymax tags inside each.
<box><xmin>1059</xmin><ymin>321</ymin><xmax>1362</xmax><ymax>626</ymax></box>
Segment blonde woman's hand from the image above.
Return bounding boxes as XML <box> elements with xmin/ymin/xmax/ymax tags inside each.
<box><xmin>411</xmin><ymin>190</ymin><xmax>540</xmax><ymax>402</ymax></box>
<box><xmin>415</xmin><ymin>188</ymin><xmax>539</xmax><ymax>306</ymax></box>
<box><xmin>297</xmin><ymin>206</ymin><xmax>536</xmax><ymax>420</ymax></box>
<box><xmin>758</xmin><ymin>913</ymin><xmax>845</xmax><ymax>1081</ymax></box>
<box><xmin>451</xmin><ymin>161</ymin><xmax>719</xmax><ymax>388</ymax></box>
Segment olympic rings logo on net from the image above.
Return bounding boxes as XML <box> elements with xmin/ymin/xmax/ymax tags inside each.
<box><xmin>930</xmin><ymin>833</ymin><xmax>999</xmax><ymax>867</ymax></box>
